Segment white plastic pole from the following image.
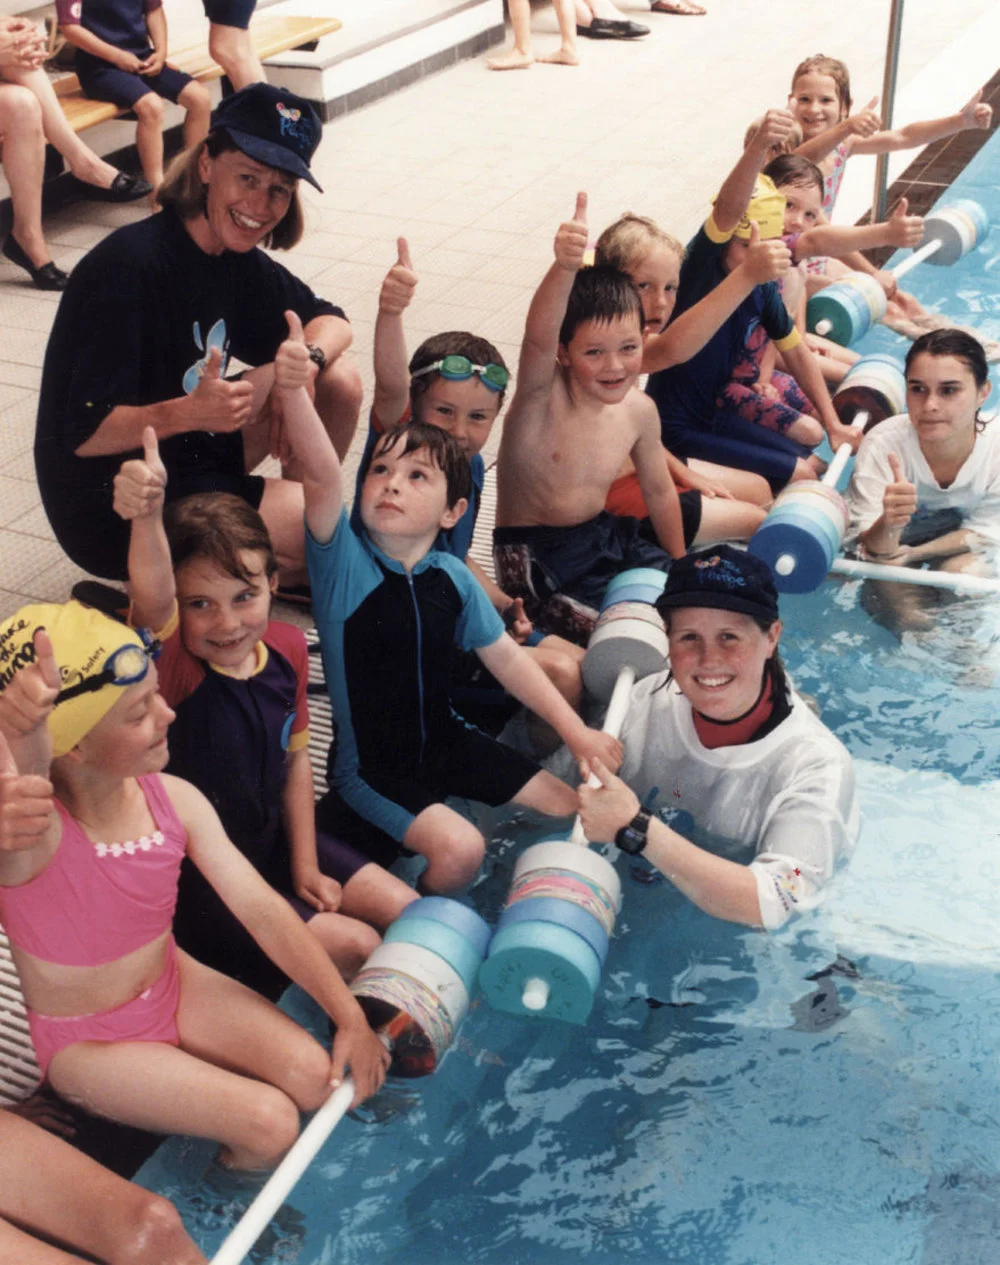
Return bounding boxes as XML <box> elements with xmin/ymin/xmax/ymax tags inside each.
<box><xmin>568</xmin><ymin>663</ymin><xmax>636</xmax><ymax>845</ymax></box>
<box><xmin>211</xmin><ymin>1079</ymin><xmax>355</xmax><ymax>1265</ymax></box>
<box><xmin>823</xmin><ymin>410</ymin><xmax>869</xmax><ymax>489</ymax></box>
<box><xmin>831</xmin><ymin>557</ymin><xmax>1000</xmax><ymax>595</ymax></box>
<box><xmin>889</xmin><ymin>236</ymin><xmax>944</xmax><ymax>283</ymax></box>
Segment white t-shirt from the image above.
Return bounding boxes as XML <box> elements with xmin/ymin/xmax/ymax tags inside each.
<box><xmin>844</xmin><ymin>413</ymin><xmax>1000</xmax><ymax>548</ymax></box>
<box><xmin>620</xmin><ymin>673</ymin><xmax>859</xmax><ymax>931</ymax></box>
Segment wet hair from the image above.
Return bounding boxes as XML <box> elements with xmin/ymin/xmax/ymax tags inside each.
<box><xmin>791</xmin><ymin>55</ymin><xmax>852</xmax><ymax>115</ymax></box>
<box><xmin>361</xmin><ymin>420</ymin><xmax>472</xmax><ymax>509</ymax></box>
<box><xmin>743</xmin><ymin>115</ymin><xmax>803</xmax><ymax>157</ymax></box>
<box><xmin>158</xmin><ymin>130</ymin><xmax>304</xmax><ymax>251</ymax></box>
<box><xmin>558</xmin><ymin>265</ymin><xmax>644</xmax><ymax>347</ymax></box>
<box><xmin>763</xmin><ymin>153</ymin><xmax>824</xmax><ymax>198</ymax></box>
<box><xmin>165</xmin><ymin>493</ymin><xmax>279</xmax><ymax>584</ymax></box>
<box><xmin>905</xmin><ymin>328</ymin><xmax>991</xmax><ymax>431</ymax></box>
<box><xmin>656</xmin><ymin>610</ymin><xmax>789</xmax><ymax>702</ymax></box>
<box><xmin>408</xmin><ymin>331</ymin><xmax>509</xmax><ymax>413</ymax></box>
<box><xmin>594</xmin><ymin>213</ymin><xmax>685</xmax><ymax>276</ymax></box>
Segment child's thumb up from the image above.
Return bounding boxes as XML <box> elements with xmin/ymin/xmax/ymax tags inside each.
<box><xmin>202</xmin><ymin>345</ymin><xmax>223</xmax><ymax>381</ymax></box>
<box><xmin>284</xmin><ymin>309</ymin><xmax>305</xmax><ymax>343</ymax></box>
<box><xmin>887</xmin><ymin>452</ymin><xmax>906</xmax><ymax>483</ymax></box>
<box><xmin>142</xmin><ymin>425</ymin><xmax>165</xmax><ymax>477</ymax></box>
<box><xmin>890</xmin><ymin>196</ymin><xmax>909</xmax><ymax>219</ymax></box>
<box><xmin>33</xmin><ymin>629</ymin><xmax>61</xmax><ymax>694</ymax></box>
<box><xmin>747</xmin><ymin>221</ymin><xmax>761</xmax><ymax>246</ymax></box>
<box><xmin>573</xmin><ymin>191</ymin><xmax>588</xmax><ymax>225</ymax></box>
<box><xmin>396</xmin><ymin>236</ymin><xmax>413</xmax><ymax>271</ymax></box>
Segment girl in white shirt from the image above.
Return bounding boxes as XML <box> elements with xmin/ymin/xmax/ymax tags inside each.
<box><xmin>577</xmin><ymin>546</ymin><xmax>857</xmax><ymax>930</ymax></box>
<box><xmin>845</xmin><ymin>330</ymin><xmax>997</xmax><ymax>629</ymax></box>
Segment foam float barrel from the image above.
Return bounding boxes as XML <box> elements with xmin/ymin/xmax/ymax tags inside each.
<box><xmin>479</xmin><ymin>842</ymin><xmax>622</xmax><ymax>1024</ymax></box>
<box><xmin>833</xmin><ymin>353</ymin><xmax>906</xmax><ymax>429</ymax></box>
<box><xmin>351</xmin><ymin>898</ymin><xmax>492</xmax><ymax>1077</ymax></box>
<box><xmin>808</xmin><ymin>199</ymin><xmax>989</xmax><ymax>345</ymax></box>
<box><xmin>584</xmin><ymin>567</ymin><xmax>669</xmax><ymax>702</ymax></box>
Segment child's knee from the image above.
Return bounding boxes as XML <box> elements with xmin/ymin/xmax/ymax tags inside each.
<box><xmin>333</xmin><ymin>918</ymin><xmax>381</xmax><ymax>978</ymax></box>
<box><xmin>242</xmin><ymin>1085</ymin><xmax>301</xmax><ymax>1163</ymax></box>
<box><xmin>117</xmin><ymin>1192</ymin><xmax>193</xmax><ymax>1264</ymax></box>
<box><xmin>181</xmin><ymin>81</ymin><xmax>212</xmax><ymax>114</ymax></box>
<box><xmin>535</xmin><ymin>647</ymin><xmax>583</xmax><ymax>707</ymax></box>
<box><xmin>133</xmin><ymin>93</ymin><xmax>164</xmax><ymax>122</ymax></box>
<box><xmin>318</xmin><ymin>354</ymin><xmax>364</xmax><ymax>417</ymax></box>
<box><xmin>280</xmin><ymin>1035</ymin><xmax>336</xmax><ymax>1114</ymax></box>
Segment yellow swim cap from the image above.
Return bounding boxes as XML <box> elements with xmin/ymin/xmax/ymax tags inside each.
<box><xmin>730</xmin><ymin>174</ymin><xmax>786</xmax><ymax>241</ymax></box>
<box><xmin>0</xmin><ymin>602</ymin><xmax>153</xmax><ymax>757</ymax></box>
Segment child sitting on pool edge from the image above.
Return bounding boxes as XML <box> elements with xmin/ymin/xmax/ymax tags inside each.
<box><xmin>113</xmin><ymin>427</ymin><xmax>417</xmax><ymax>993</ymax></box>
<box><xmin>274</xmin><ymin>310</ymin><xmax>622</xmax><ymax>894</ymax></box>
<box><xmin>361</xmin><ymin>237</ymin><xmax>584</xmax><ymax>735</ymax></box>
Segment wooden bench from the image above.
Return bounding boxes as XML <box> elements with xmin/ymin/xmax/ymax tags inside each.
<box><xmin>53</xmin><ymin>13</ymin><xmax>342</xmax><ymax>133</ymax></box>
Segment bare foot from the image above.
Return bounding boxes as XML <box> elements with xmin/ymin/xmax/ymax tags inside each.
<box><xmin>537</xmin><ymin>46</ymin><xmax>580</xmax><ymax>66</ymax></box>
<box><xmin>487</xmin><ymin>48</ymin><xmax>533</xmax><ymax>70</ymax></box>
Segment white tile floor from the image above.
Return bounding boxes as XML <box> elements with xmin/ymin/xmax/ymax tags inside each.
<box><xmin>0</xmin><ymin>0</ymin><xmax>996</xmax><ymax>618</ymax></box>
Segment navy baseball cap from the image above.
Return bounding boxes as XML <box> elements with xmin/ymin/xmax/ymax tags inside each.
<box><xmin>656</xmin><ymin>545</ymin><xmax>779</xmax><ymax>622</ymax></box>
<box><xmin>210</xmin><ymin>83</ymin><xmax>323</xmax><ymax>192</ymax></box>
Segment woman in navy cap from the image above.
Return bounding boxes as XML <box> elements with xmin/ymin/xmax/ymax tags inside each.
<box><xmin>35</xmin><ymin>82</ymin><xmax>362</xmax><ymax>591</ymax></box>
<box><xmin>578</xmin><ymin>545</ymin><xmax>858</xmax><ymax>930</ymax></box>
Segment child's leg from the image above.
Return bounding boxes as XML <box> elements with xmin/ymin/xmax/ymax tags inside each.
<box><xmin>301</xmin><ymin>912</ymin><xmax>380</xmax><ymax>980</ymax></box>
<box><xmin>718</xmin><ymin>379</ymin><xmax>824</xmax><ymax>448</ymax></box>
<box><xmin>403</xmin><ymin>803</ymin><xmax>486</xmax><ymax>894</ymax></box>
<box><xmin>0</xmin><ymin>67</ymin><xmax>120</xmax><ymax>188</ymax></box>
<box><xmin>693</xmin><ymin>496</ymin><xmax>767</xmax><ymax>545</ymax></box>
<box><xmin>178</xmin><ymin>79</ymin><xmax>212</xmax><ymax>149</ymax></box>
<box><xmin>512</xmin><ymin>769</ymin><xmax>578</xmax><ymax>817</ymax></box>
<box><xmin>537</xmin><ymin>0</ymin><xmax>580</xmax><ymax>64</ymax></box>
<box><xmin>487</xmin><ymin>0</ymin><xmax>534</xmax><ymax>70</ymax></box>
<box><xmin>526</xmin><ymin>637</ymin><xmax>585</xmax><ymax>709</ymax></box>
<box><xmin>208</xmin><ymin>24</ymin><xmax>264</xmax><ymax>91</ymax></box>
<box><xmin>687</xmin><ymin>458</ymin><xmax>773</xmax><ymax>505</ymax></box>
<box><xmin>49</xmin><ymin>953</ymin><xmax>332</xmax><ymax>1170</ymax></box>
<box><xmin>339</xmin><ymin>861</ymin><xmax>420</xmax><ymax>928</ymax></box>
<box><xmin>131</xmin><ymin>91</ymin><xmax>166</xmax><ymax>190</ymax></box>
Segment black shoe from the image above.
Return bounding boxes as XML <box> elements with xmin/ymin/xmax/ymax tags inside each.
<box><xmin>2</xmin><ymin>236</ymin><xmax>70</xmax><ymax>290</ymax></box>
<box><xmin>577</xmin><ymin>16</ymin><xmax>649</xmax><ymax>36</ymax></box>
<box><xmin>79</xmin><ymin>171</ymin><xmax>154</xmax><ymax>203</ymax></box>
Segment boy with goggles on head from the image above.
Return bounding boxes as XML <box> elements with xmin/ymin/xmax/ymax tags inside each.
<box><xmin>273</xmin><ymin>306</ymin><xmax>622</xmax><ymax>895</ymax></box>
<box><xmin>352</xmin><ymin>238</ymin><xmax>587</xmax><ymax>740</ymax></box>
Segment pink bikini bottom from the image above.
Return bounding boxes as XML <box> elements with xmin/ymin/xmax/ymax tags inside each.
<box><xmin>28</xmin><ymin>937</ymin><xmax>181</xmax><ymax>1077</ymax></box>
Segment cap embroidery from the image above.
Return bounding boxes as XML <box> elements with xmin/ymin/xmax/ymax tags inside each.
<box><xmin>692</xmin><ymin>555</ymin><xmax>748</xmax><ymax>590</ymax></box>
<box><xmin>276</xmin><ymin>102</ymin><xmax>309</xmax><ymax>143</ymax></box>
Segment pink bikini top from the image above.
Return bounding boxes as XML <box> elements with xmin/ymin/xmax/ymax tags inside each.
<box><xmin>0</xmin><ymin>775</ymin><xmax>187</xmax><ymax>967</ymax></box>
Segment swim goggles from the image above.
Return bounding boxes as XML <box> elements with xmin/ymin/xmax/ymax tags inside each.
<box><xmin>55</xmin><ymin>631</ymin><xmax>161</xmax><ymax>706</ymax></box>
<box><xmin>410</xmin><ymin>355</ymin><xmax>510</xmax><ymax>393</ymax></box>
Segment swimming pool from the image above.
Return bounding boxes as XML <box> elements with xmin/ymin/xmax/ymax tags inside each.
<box><xmin>136</xmin><ymin>136</ymin><xmax>1000</xmax><ymax>1265</ymax></box>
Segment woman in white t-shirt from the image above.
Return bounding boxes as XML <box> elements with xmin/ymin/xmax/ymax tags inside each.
<box><xmin>577</xmin><ymin>546</ymin><xmax>858</xmax><ymax>931</ymax></box>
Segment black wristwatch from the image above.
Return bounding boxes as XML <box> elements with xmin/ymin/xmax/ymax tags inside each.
<box><xmin>615</xmin><ymin>808</ymin><xmax>651</xmax><ymax>855</ymax></box>
<box><xmin>306</xmin><ymin>343</ymin><xmax>327</xmax><ymax>372</ymax></box>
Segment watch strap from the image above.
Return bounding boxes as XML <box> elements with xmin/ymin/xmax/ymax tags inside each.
<box><xmin>615</xmin><ymin>808</ymin><xmax>651</xmax><ymax>855</ymax></box>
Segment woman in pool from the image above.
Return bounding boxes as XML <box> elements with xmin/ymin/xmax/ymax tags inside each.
<box><xmin>0</xmin><ymin>602</ymin><xmax>388</xmax><ymax>1171</ymax></box>
<box><xmin>845</xmin><ymin>330</ymin><xmax>998</xmax><ymax>606</ymax></box>
<box><xmin>577</xmin><ymin>546</ymin><xmax>857</xmax><ymax>929</ymax></box>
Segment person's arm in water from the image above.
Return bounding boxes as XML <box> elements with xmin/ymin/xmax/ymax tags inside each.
<box><xmin>578</xmin><ymin>757</ymin><xmax>764</xmax><ymax>924</ymax></box>
<box><xmin>475</xmin><ymin>636</ymin><xmax>622</xmax><ymax>771</ymax></box>
<box><xmin>630</xmin><ymin>403</ymin><xmax>686</xmax><ymax>557</ymax></box>
<box><xmin>113</xmin><ymin>429</ymin><xmax>175</xmax><ymax>634</ymax></box>
<box><xmin>170</xmin><ymin>775</ymin><xmax>387</xmax><ymax>1104</ymax></box>
<box><xmin>780</xmin><ymin>339</ymin><xmax>861</xmax><ymax>452</ymax></box>
<box><xmin>793</xmin><ymin>197</ymin><xmax>923</xmax><ymax>262</ymax></box>
<box><xmin>714</xmin><ymin>109</ymin><xmax>797</xmax><ymax>233</ymax></box>
<box><xmin>504</xmin><ymin>192</ymin><xmax>589</xmax><ymax>436</ymax></box>
<box><xmin>373</xmin><ymin>237</ymin><xmax>418</xmax><ymax>426</ymax></box>
<box><xmin>275</xmin><ymin>310</ymin><xmax>343</xmax><ymax>544</ymax></box>
<box><xmin>642</xmin><ymin>224</ymin><xmax>792</xmax><ymax>373</ymax></box>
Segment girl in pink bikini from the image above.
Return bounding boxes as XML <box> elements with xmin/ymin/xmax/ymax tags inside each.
<box><xmin>0</xmin><ymin>604</ymin><xmax>388</xmax><ymax>1171</ymax></box>
<box><xmin>787</xmin><ymin>55</ymin><xmax>992</xmax><ymax>315</ymax></box>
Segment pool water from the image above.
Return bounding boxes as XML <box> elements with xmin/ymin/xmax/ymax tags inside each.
<box><xmin>136</xmin><ymin>137</ymin><xmax>1000</xmax><ymax>1264</ymax></box>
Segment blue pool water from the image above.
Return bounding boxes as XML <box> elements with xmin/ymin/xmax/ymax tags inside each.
<box><xmin>137</xmin><ymin>136</ymin><xmax>1000</xmax><ymax>1263</ymax></box>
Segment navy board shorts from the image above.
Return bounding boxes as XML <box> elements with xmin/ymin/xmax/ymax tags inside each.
<box><xmin>317</xmin><ymin>724</ymin><xmax>542</xmax><ymax>870</ymax></box>
<box><xmin>661</xmin><ymin>411</ymin><xmax>812</xmax><ymax>495</ymax></box>
<box><xmin>77</xmin><ymin>53</ymin><xmax>194</xmax><ymax>109</ymax></box>
<box><xmin>493</xmin><ymin>509</ymin><xmax>687</xmax><ymax>646</ymax></box>
<box><xmin>203</xmin><ymin>0</ymin><xmax>256</xmax><ymax>28</ymax></box>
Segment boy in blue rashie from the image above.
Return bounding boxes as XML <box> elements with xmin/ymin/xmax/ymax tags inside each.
<box><xmin>645</xmin><ymin>108</ymin><xmax>861</xmax><ymax>493</ymax></box>
<box><xmin>58</xmin><ymin>0</ymin><xmax>211</xmax><ymax>197</ymax></box>
<box><xmin>274</xmin><ymin>311</ymin><xmax>623</xmax><ymax>895</ymax></box>
<box><xmin>351</xmin><ymin>237</ymin><xmax>584</xmax><ymax>736</ymax></box>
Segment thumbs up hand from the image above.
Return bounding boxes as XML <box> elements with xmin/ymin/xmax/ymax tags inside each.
<box><xmin>0</xmin><ymin>729</ymin><xmax>54</xmax><ymax>853</ymax></box>
<box><xmin>882</xmin><ymin>452</ymin><xmax>918</xmax><ymax>529</ymax></box>
<box><xmin>274</xmin><ymin>309</ymin><xmax>312</xmax><ymax>394</ymax></box>
<box><xmin>114</xmin><ymin>426</ymin><xmax>167</xmax><ymax>521</ymax></box>
<box><xmin>0</xmin><ymin>628</ymin><xmax>60</xmax><ymax>745</ymax></box>
<box><xmin>743</xmin><ymin>221</ymin><xmax>791</xmax><ymax>285</ymax></box>
<box><xmin>554</xmin><ymin>192</ymin><xmax>589</xmax><ymax>272</ymax></box>
<box><xmin>885</xmin><ymin>196</ymin><xmax>924</xmax><ymax>249</ymax></box>
<box><xmin>187</xmin><ymin>345</ymin><xmax>255</xmax><ymax>433</ymax></box>
<box><xmin>960</xmin><ymin>87</ymin><xmax>992</xmax><ymax>131</ymax></box>
<box><xmin>379</xmin><ymin>237</ymin><xmax>419</xmax><ymax>316</ymax></box>
<box><xmin>848</xmin><ymin>95</ymin><xmax>882</xmax><ymax>138</ymax></box>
